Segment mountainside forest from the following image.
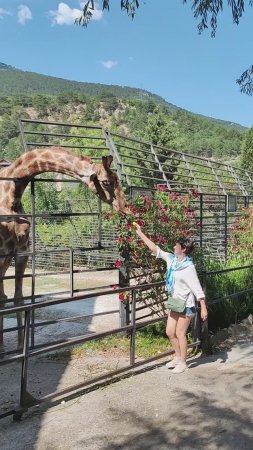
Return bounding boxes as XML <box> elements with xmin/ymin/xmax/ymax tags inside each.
<box><xmin>0</xmin><ymin>63</ymin><xmax>247</xmax><ymax>164</ymax></box>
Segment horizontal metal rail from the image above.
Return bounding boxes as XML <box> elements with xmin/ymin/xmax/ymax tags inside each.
<box><xmin>20</xmin><ymin>118</ymin><xmax>103</xmax><ymax>129</ymax></box>
<box><xmin>26</xmin><ymin>142</ymin><xmax>108</xmax><ymax>150</ymax></box>
<box><xmin>0</xmin><ymin>261</ymin><xmax>252</xmax><ymax>420</ymax></box>
<box><xmin>23</xmin><ymin>131</ymin><xmax>105</xmax><ymax>140</ymax></box>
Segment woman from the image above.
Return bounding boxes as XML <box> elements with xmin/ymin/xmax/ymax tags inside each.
<box><xmin>134</xmin><ymin>224</ymin><xmax>208</xmax><ymax>374</ymax></box>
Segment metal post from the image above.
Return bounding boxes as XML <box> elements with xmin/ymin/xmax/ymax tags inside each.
<box><xmin>69</xmin><ymin>248</ymin><xmax>74</xmax><ymax>296</ymax></box>
<box><xmin>17</xmin><ymin>309</ymin><xmax>36</xmax><ymax>414</ymax></box>
<box><xmin>191</xmin><ymin>269</ymin><xmax>204</xmax><ymax>350</ymax></box>
<box><xmin>119</xmin><ymin>249</ymin><xmax>130</xmax><ymax>327</ymax></box>
<box><xmin>199</xmin><ymin>193</ymin><xmax>203</xmax><ymax>250</ymax></box>
<box><xmin>98</xmin><ymin>197</ymin><xmax>102</xmax><ymax>248</ymax></box>
<box><xmin>130</xmin><ymin>289</ymin><xmax>136</xmax><ymax>366</ymax></box>
<box><xmin>224</xmin><ymin>195</ymin><xmax>228</xmax><ymax>261</ymax></box>
<box><xmin>18</xmin><ymin>118</ymin><xmax>28</xmax><ymax>152</ymax></box>
<box><xmin>191</xmin><ymin>305</ymin><xmax>201</xmax><ymax>349</ymax></box>
<box><xmin>200</xmin><ymin>271</ymin><xmax>212</xmax><ymax>355</ymax></box>
<box><xmin>30</xmin><ymin>180</ymin><xmax>36</xmax><ymax>348</ymax></box>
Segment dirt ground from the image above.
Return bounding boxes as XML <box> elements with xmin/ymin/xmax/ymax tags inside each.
<box><xmin>0</xmin><ymin>316</ymin><xmax>252</xmax><ymax>450</ymax></box>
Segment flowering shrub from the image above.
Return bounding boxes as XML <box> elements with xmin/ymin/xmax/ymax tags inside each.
<box><xmin>228</xmin><ymin>207</ymin><xmax>253</xmax><ymax>263</ymax></box>
<box><xmin>106</xmin><ymin>190</ymin><xmax>199</xmax><ymax>310</ymax></box>
<box><xmin>206</xmin><ymin>207</ymin><xmax>253</xmax><ymax>330</ymax></box>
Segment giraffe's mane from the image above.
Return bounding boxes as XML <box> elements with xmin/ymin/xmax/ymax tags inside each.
<box><xmin>0</xmin><ymin>147</ymin><xmax>97</xmax><ymax>177</ymax></box>
<box><xmin>47</xmin><ymin>147</ymin><xmax>94</xmax><ymax>164</ymax></box>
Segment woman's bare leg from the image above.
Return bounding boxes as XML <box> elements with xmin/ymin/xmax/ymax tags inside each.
<box><xmin>166</xmin><ymin>311</ymin><xmax>181</xmax><ymax>358</ymax></box>
<box><xmin>175</xmin><ymin>315</ymin><xmax>192</xmax><ymax>362</ymax></box>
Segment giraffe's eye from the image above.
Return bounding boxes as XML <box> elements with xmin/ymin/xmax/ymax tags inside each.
<box><xmin>101</xmin><ymin>180</ymin><xmax>114</xmax><ymax>187</ymax></box>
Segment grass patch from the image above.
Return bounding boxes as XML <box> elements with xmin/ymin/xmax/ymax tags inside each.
<box><xmin>71</xmin><ymin>333</ymin><xmax>169</xmax><ymax>359</ymax></box>
<box><xmin>67</xmin><ymin>323</ymin><xmax>170</xmax><ymax>360</ymax></box>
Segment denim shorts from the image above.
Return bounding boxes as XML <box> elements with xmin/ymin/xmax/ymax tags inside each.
<box><xmin>182</xmin><ymin>306</ymin><xmax>196</xmax><ymax>318</ymax></box>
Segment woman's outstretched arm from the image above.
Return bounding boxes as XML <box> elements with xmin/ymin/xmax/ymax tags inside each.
<box><xmin>134</xmin><ymin>223</ymin><xmax>157</xmax><ymax>254</ymax></box>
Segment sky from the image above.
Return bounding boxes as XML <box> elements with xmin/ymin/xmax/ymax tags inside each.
<box><xmin>1</xmin><ymin>1</ymin><xmax>253</xmax><ymax>127</ymax></box>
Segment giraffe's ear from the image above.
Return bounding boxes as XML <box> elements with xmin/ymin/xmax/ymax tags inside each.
<box><xmin>102</xmin><ymin>155</ymin><xmax>113</xmax><ymax>170</ymax></box>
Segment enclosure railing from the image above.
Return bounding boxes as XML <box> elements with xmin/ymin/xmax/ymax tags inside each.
<box><xmin>0</xmin><ymin>262</ymin><xmax>252</xmax><ymax>421</ymax></box>
<box><xmin>16</xmin><ymin>118</ymin><xmax>253</xmax><ymax>262</ymax></box>
<box><xmin>18</xmin><ymin>118</ymin><xmax>253</xmax><ymax>196</ymax></box>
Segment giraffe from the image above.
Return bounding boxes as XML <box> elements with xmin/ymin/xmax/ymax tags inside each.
<box><xmin>0</xmin><ymin>146</ymin><xmax>129</xmax><ymax>350</ymax></box>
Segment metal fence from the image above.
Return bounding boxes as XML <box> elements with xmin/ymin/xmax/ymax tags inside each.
<box><xmin>0</xmin><ymin>262</ymin><xmax>252</xmax><ymax>420</ymax></box>
<box><xmin>17</xmin><ymin>118</ymin><xmax>253</xmax><ymax>261</ymax></box>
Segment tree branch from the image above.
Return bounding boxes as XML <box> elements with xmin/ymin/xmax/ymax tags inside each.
<box><xmin>76</xmin><ymin>0</ymin><xmax>140</xmax><ymax>27</ymax></box>
<box><xmin>236</xmin><ymin>65</ymin><xmax>253</xmax><ymax>95</ymax></box>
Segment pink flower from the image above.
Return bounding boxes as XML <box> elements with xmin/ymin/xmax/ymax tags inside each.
<box><xmin>157</xmin><ymin>185</ymin><xmax>168</xmax><ymax>191</ymax></box>
<box><xmin>112</xmin><ymin>284</ymin><xmax>118</xmax><ymax>290</ymax></box>
<box><xmin>114</xmin><ymin>260</ymin><xmax>122</xmax><ymax>268</ymax></box>
<box><xmin>191</xmin><ymin>190</ymin><xmax>200</xmax><ymax>198</ymax></box>
<box><xmin>119</xmin><ymin>293</ymin><xmax>125</xmax><ymax>301</ymax></box>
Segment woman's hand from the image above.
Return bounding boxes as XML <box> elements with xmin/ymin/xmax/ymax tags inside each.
<box><xmin>132</xmin><ymin>222</ymin><xmax>157</xmax><ymax>254</ymax></box>
<box><xmin>133</xmin><ymin>222</ymin><xmax>141</xmax><ymax>235</ymax></box>
<box><xmin>199</xmin><ymin>298</ymin><xmax>208</xmax><ymax>321</ymax></box>
<box><xmin>201</xmin><ymin>304</ymin><xmax>208</xmax><ymax>321</ymax></box>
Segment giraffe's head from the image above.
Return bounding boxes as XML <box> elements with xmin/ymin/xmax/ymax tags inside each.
<box><xmin>88</xmin><ymin>155</ymin><xmax>130</xmax><ymax>214</ymax></box>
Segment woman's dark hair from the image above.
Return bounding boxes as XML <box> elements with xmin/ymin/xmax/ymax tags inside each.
<box><xmin>176</xmin><ymin>237</ymin><xmax>194</xmax><ymax>255</ymax></box>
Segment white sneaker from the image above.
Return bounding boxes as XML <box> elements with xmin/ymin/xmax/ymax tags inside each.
<box><xmin>171</xmin><ymin>362</ymin><xmax>188</xmax><ymax>374</ymax></box>
<box><xmin>165</xmin><ymin>357</ymin><xmax>181</xmax><ymax>369</ymax></box>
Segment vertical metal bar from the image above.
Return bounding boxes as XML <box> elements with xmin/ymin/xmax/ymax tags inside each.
<box><xmin>30</xmin><ymin>180</ymin><xmax>36</xmax><ymax>348</ymax></box>
<box><xmin>69</xmin><ymin>248</ymin><xmax>74</xmax><ymax>296</ymax></box>
<box><xmin>20</xmin><ymin>310</ymin><xmax>31</xmax><ymax>407</ymax></box>
<box><xmin>199</xmin><ymin>193</ymin><xmax>203</xmax><ymax>250</ymax></box>
<box><xmin>119</xmin><ymin>249</ymin><xmax>130</xmax><ymax>328</ymax></box>
<box><xmin>129</xmin><ymin>186</ymin><xmax>133</xmax><ymax>202</ymax></box>
<box><xmin>98</xmin><ymin>197</ymin><xmax>102</xmax><ymax>248</ymax></box>
<box><xmin>224</xmin><ymin>195</ymin><xmax>228</xmax><ymax>261</ymax></box>
<box><xmin>130</xmin><ymin>289</ymin><xmax>136</xmax><ymax>366</ymax></box>
<box><xmin>192</xmin><ymin>269</ymin><xmax>206</xmax><ymax>347</ymax></box>
<box><xmin>200</xmin><ymin>271</ymin><xmax>212</xmax><ymax>354</ymax></box>
<box><xmin>18</xmin><ymin>118</ymin><xmax>28</xmax><ymax>152</ymax></box>
<box><xmin>244</xmin><ymin>195</ymin><xmax>249</xmax><ymax>208</ymax></box>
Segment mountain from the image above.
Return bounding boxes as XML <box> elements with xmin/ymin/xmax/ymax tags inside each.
<box><xmin>0</xmin><ymin>62</ymin><xmax>18</xmax><ymax>71</ymax></box>
<box><xmin>0</xmin><ymin>62</ymin><xmax>246</xmax><ymax>130</ymax></box>
<box><xmin>0</xmin><ymin>62</ymin><xmax>170</xmax><ymax>105</ymax></box>
<box><xmin>0</xmin><ymin>62</ymin><xmax>247</xmax><ymax>165</ymax></box>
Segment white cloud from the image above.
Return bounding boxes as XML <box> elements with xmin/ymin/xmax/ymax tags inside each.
<box><xmin>50</xmin><ymin>3</ymin><xmax>82</xmax><ymax>25</ymax></box>
<box><xmin>0</xmin><ymin>8</ymin><xmax>11</xmax><ymax>19</ymax></box>
<box><xmin>101</xmin><ymin>60</ymin><xmax>118</xmax><ymax>70</ymax></box>
<box><xmin>18</xmin><ymin>5</ymin><xmax>32</xmax><ymax>25</ymax></box>
<box><xmin>50</xmin><ymin>2</ymin><xmax>103</xmax><ymax>26</ymax></box>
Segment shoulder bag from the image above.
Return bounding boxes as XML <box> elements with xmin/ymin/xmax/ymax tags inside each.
<box><xmin>166</xmin><ymin>295</ymin><xmax>187</xmax><ymax>313</ymax></box>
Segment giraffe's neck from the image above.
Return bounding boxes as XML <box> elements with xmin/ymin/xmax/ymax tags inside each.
<box><xmin>0</xmin><ymin>147</ymin><xmax>96</xmax><ymax>211</ymax></box>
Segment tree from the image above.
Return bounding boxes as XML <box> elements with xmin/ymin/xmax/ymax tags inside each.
<box><xmin>145</xmin><ymin>107</ymin><xmax>181</xmax><ymax>150</ymax></box>
<box><xmin>240</xmin><ymin>127</ymin><xmax>253</xmax><ymax>171</ymax></box>
<box><xmin>77</xmin><ymin>1</ymin><xmax>253</xmax><ymax>95</ymax></box>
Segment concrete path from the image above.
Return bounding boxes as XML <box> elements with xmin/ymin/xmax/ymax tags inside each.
<box><xmin>0</xmin><ymin>322</ymin><xmax>252</xmax><ymax>450</ymax></box>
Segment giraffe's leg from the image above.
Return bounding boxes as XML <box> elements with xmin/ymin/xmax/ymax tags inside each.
<box><xmin>0</xmin><ymin>256</ymin><xmax>12</xmax><ymax>351</ymax></box>
<box><xmin>14</xmin><ymin>254</ymin><xmax>29</xmax><ymax>349</ymax></box>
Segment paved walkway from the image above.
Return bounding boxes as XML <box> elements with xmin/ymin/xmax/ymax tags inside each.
<box><xmin>0</xmin><ymin>323</ymin><xmax>252</xmax><ymax>450</ymax></box>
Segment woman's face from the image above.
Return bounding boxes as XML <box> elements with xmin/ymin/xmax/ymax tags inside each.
<box><xmin>173</xmin><ymin>242</ymin><xmax>186</xmax><ymax>257</ymax></box>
